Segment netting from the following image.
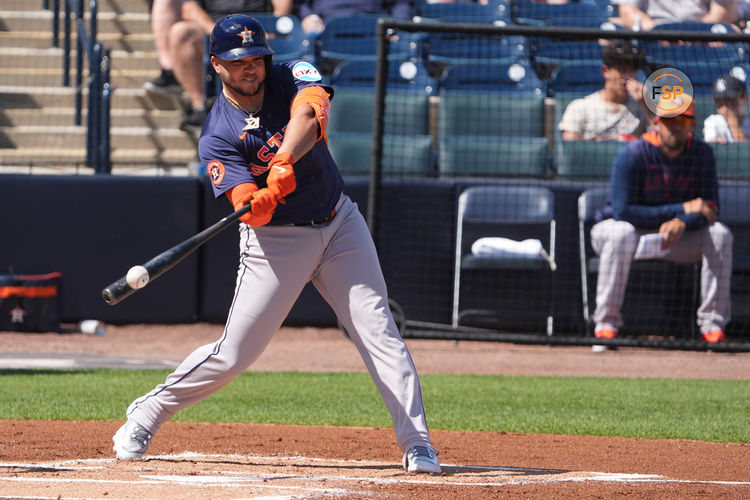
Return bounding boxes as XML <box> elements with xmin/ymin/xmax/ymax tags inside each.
<box><xmin>329</xmin><ymin>20</ymin><xmax>750</xmax><ymax>346</ymax></box>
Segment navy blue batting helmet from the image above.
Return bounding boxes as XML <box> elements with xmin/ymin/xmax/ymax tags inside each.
<box><xmin>209</xmin><ymin>14</ymin><xmax>273</xmax><ymax>60</ymax></box>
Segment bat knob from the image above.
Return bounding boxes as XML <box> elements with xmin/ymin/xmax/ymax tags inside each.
<box><xmin>102</xmin><ymin>288</ymin><xmax>115</xmax><ymax>305</ymax></box>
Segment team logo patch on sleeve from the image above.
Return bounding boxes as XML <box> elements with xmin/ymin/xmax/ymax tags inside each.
<box><xmin>292</xmin><ymin>61</ymin><xmax>322</xmax><ymax>82</ymax></box>
<box><xmin>207</xmin><ymin>160</ymin><xmax>225</xmax><ymax>186</ymax></box>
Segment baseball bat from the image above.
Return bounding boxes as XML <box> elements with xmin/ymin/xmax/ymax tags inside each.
<box><xmin>101</xmin><ymin>202</ymin><xmax>253</xmax><ymax>306</ymax></box>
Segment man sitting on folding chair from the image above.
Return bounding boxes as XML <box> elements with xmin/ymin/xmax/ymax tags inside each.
<box><xmin>589</xmin><ymin>95</ymin><xmax>733</xmax><ymax>351</ymax></box>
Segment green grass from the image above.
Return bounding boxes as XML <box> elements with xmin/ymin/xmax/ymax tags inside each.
<box><xmin>1</xmin><ymin>369</ymin><xmax>747</xmax><ymax>443</ymax></box>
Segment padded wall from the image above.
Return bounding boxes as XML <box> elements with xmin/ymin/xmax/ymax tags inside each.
<box><xmin>0</xmin><ymin>174</ymin><xmax>202</xmax><ymax>323</ymax></box>
<box><xmin>7</xmin><ymin>174</ymin><xmax>736</xmax><ymax>335</ymax></box>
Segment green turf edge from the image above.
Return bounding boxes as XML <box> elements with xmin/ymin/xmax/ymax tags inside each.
<box><xmin>1</xmin><ymin>369</ymin><xmax>747</xmax><ymax>443</ymax></box>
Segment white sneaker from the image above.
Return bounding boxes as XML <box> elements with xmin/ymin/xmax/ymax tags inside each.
<box><xmin>403</xmin><ymin>445</ymin><xmax>441</xmax><ymax>474</ymax></box>
<box><xmin>112</xmin><ymin>419</ymin><xmax>153</xmax><ymax>460</ymax></box>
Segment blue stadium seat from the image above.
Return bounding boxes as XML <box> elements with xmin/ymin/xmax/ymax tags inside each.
<box><xmin>544</xmin><ymin>16</ymin><xmax>622</xmax><ymax>29</ymax></box>
<box><xmin>530</xmin><ymin>27</ymin><xmax>615</xmax><ymax>68</ymax></box>
<box><xmin>712</xmin><ymin>143</ymin><xmax>750</xmax><ymax>179</ymax></box>
<box><xmin>423</xmin><ymin>31</ymin><xmax>529</xmax><ymax>66</ymax></box>
<box><xmin>250</xmin><ymin>14</ymin><xmax>312</xmax><ymax>62</ymax></box>
<box><xmin>328</xmin><ymin>58</ymin><xmax>437</xmax><ymax>94</ymax></box>
<box><xmin>437</xmin><ymin>63</ymin><xmax>548</xmax><ymax>179</ymax></box>
<box><xmin>674</xmin><ymin>63</ymin><xmax>749</xmax><ymax>96</ymax></box>
<box><xmin>645</xmin><ymin>23</ymin><xmax>747</xmax><ymax>69</ymax></box>
<box><xmin>314</xmin><ymin>14</ymin><xmax>417</xmax><ymax>73</ymax></box>
<box><xmin>652</xmin><ymin>21</ymin><xmax>738</xmax><ymax>33</ymax></box>
<box><xmin>547</xmin><ymin>62</ymin><xmax>604</xmax><ymax>96</ymax></box>
<box><xmin>328</xmin><ymin>88</ymin><xmax>430</xmax><ymax>136</ymax></box>
<box><xmin>438</xmin><ymin>91</ymin><xmax>545</xmax><ymax>137</ymax></box>
<box><xmin>438</xmin><ymin>136</ymin><xmax>549</xmax><ymax>177</ymax></box>
<box><xmin>511</xmin><ymin>0</ymin><xmax>614</xmax><ymax>26</ymax></box>
<box><xmin>415</xmin><ymin>0</ymin><xmax>509</xmax><ymax>23</ymax></box>
<box><xmin>438</xmin><ymin>61</ymin><xmax>545</xmax><ymax>94</ymax></box>
<box><xmin>555</xmin><ymin>140</ymin><xmax>623</xmax><ymax>180</ymax></box>
<box><xmin>327</xmin><ymin>132</ymin><xmax>435</xmax><ymax>177</ymax></box>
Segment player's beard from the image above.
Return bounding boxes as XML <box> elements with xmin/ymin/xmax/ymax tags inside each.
<box><xmin>659</xmin><ymin>128</ymin><xmax>688</xmax><ymax>154</ymax></box>
<box><xmin>225</xmin><ymin>78</ymin><xmax>265</xmax><ymax>99</ymax></box>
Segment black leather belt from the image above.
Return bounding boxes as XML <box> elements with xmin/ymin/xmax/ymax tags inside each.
<box><xmin>293</xmin><ymin>208</ymin><xmax>337</xmax><ymax>227</ymax></box>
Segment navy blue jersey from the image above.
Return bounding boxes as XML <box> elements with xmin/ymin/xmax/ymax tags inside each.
<box><xmin>199</xmin><ymin>60</ymin><xmax>344</xmax><ymax>225</ymax></box>
<box><xmin>596</xmin><ymin>132</ymin><xmax>718</xmax><ymax>231</ymax></box>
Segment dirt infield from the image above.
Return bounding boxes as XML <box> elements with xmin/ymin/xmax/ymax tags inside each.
<box><xmin>1</xmin><ymin>324</ymin><xmax>749</xmax><ymax>498</ymax></box>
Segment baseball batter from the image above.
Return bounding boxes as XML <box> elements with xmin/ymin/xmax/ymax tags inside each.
<box><xmin>112</xmin><ymin>14</ymin><xmax>441</xmax><ymax>474</ymax></box>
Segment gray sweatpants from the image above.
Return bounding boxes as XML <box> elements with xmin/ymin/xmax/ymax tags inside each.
<box><xmin>590</xmin><ymin>219</ymin><xmax>733</xmax><ymax>333</ymax></box>
<box><xmin>125</xmin><ymin>194</ymin><xmax>434</xmax><ymax>453</ymax></box>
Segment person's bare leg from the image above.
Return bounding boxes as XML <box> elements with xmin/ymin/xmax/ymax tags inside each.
<box><xmin>151</xmin><ymin>0</ymin><xmax>181</xmax><ymax>71</ymax></box>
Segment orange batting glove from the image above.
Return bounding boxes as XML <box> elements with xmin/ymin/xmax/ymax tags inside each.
<box><xmin>228</xmin><ymin>183</ymin><xmax>277</xmax><ymax>227</ymax></box>
<box><xmin>266</xmin><ymin>152</ymin><xmax>296</xmax><ymax>203</ymax></box>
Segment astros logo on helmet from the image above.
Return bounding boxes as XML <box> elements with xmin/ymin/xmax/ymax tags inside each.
<box><xmin>238</xmin><ymin>27</ymin><xmax>254</xmax><ymax>44</ymax></box>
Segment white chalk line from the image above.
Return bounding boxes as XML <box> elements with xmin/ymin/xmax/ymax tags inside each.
<box><xmin>1</xmin><ymin>452</ymin><xmax>748</xmax><ymax>493</ymax></box>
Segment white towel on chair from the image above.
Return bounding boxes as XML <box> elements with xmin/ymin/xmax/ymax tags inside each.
<box><xmin>471</xmin><ymin>237</ymin><xmax>557</xmax><ymax>271</ymax></box>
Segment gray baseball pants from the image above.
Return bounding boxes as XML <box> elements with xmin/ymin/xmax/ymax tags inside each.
<box><xmin>125</xmin><ymin>194</ymin><xmax>434</xmax><ymax>453</ymax></box>
<box><xmin>590</xmin><ymin>219</ymin><xmax>733</xmax><ymax>333</ymax></box>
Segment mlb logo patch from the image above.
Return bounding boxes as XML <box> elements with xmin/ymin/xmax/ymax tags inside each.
<box><xmin>292</xmin><ymin>61</ymin><xmax>322</xmax><ymax>82</ymax></box>
<box><xmin>207</xmin><ymin>160</ymin><xmax>225</xmax><ymax>186</ymax></box>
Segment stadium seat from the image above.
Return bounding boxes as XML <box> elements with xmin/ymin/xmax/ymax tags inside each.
<box><xmin>556</xmin><ymin>140</ymin><xmax>623</xmax><ymax>180</ymax></box>
<box><xmin>438</xmin><ymin>61</ymin><xmax>545</xmax><ymax>94</ymax></box>
<box><xmin>644</xmin><ymin>23</ymin><xmax>747</xmax><ymax>69</ymax></box>
<box><xmin>712</xmin><ymin>143</ymin><xmax>750</xmax><ymax>179</ymax></box>
<box><xmin>452</xmin><ymin>184</ymin><xmax>556</xmax><ymax>333</ymax></box>
<box><xmin>652</xmin><ymin>21</ymin><xmax>738</xmax><ymax>33</ymax></box>
<box><xmin>438</xmin><ymin>90</ymin><xmax>545</xmax><ymax>137</ymax></box>
<box><xmin>314</xmin><ymin>14</ymin><xmax>417</xmax><ymax>74</ymax></box>
<box><xmin>578</xmin><ymin>187</ymin><xmax>700</xmax><ymax>337</ymax></box>
<box><xmin>532</xmin><ymin>40</ymin><xmax>607</xmax><ymax>70</ymax></box>
<box><xmin>423</xmin><ymin>32</ymin><xmax>529</xmax><ymax>67</ymax></box>
<box><xmin>438</xmin><ymin>136</ymin><xmax>549</xmax><ymax>177</ymax></box>
<box><xmin>511</xmin><ymin>0</ymin><xmax>615</xmax><ymax>26</ymax></box>
<box><xmin>676</xmin><ymin>63</ymin><xmax>749</xmax><ymax>97</ymax></box>
<box><xmin>328</xmin><ymin>58</ymin><xmax>437</xmax><ymax>94</ymax></box>
<box><xmin>326</xmin><ymin>131</ymin><xmax>434</xmax><ymax>176</ymax></box>
<box><xmin>527</xmin><ymin>13</ymin><xmax>621</xmax><ymax>74</ymax></box>
<box><xmin>415</xmin><ymin>0</ymin><xmax>509</xmax><ymax>23</ymax></box>
<box><xmin>250</xmin><ymin>14</ymin><xmax>312</xmax><ymax>62</ymax></box>
<box><xmin>437</xmin><ymin>62</ymin><xmax>548</xmax><ymax>179</ymax></box>
<box><xmin>547</xmin><ymin>62</ymin><xmax>605</xmax><ymax>96</ymax></box>
<box><xmin>328</xmin><ymin>88</ymin><xmax>430</xmax><ymax>136</ymax></box>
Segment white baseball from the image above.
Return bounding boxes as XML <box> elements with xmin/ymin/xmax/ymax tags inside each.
<box><xmin>126</xmin><ymin>265</ymin><xmax>150</xmax><ymax>289</ymax></box>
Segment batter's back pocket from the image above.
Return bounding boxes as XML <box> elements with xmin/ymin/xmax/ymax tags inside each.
<box><xmin>0</xmin><ymin>272</ymin><xmax>62</xmax><ymax>333</ymax></box>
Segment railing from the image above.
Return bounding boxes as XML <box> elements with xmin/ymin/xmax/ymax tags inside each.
<box><xmin>50</xmin><ymin>0</ymin><xmax>112</xmax><ymax>173</ymax></box>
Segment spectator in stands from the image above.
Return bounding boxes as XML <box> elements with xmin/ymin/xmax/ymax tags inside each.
<box><xmin>610</xmin><ymin>0</ymin><xmax>739</xmax><ymax>31</ymax></box>
<box><xmin>296</xmin><ymin>0</ymin><xmax>416</xmax><ymax>33</ymax></box>
<box><xmin>144</xmin><ymin>0</ymin><xmax>293</xmax><ymax>131</ymax></box>
<box><xmin>589</xmin><ymin>96</ymin><xmax>733</xmax><ymax>352</ymax></box>
<box><xmin>703</xmin><ymin>72</ymin><xmax>750</xmax><ymax>143</ymax></box>
<box><xmin>143</xmin><ymin>0</ymin><xmax>182</xmax><ymax>96</ymax></box>
<box><xmin>738</xmin><ymin>0</ymin><xmax>750</xmax><ymax>29</ymax></box>
<box><xmin>558</xmin><ymin>40</ymin><xmax>650</xmax><ymax>141</ymax></box>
